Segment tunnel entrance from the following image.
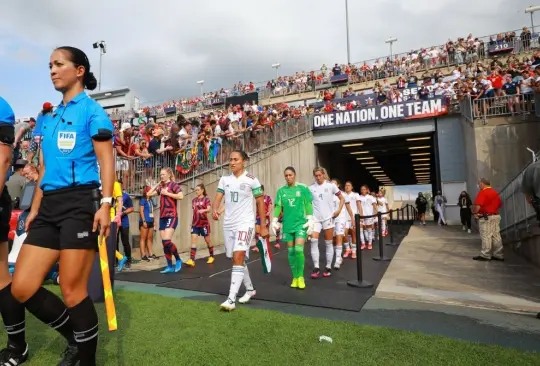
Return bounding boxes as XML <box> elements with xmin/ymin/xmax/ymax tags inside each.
<box><xmin>316</xmin><ymin>132</ymin><xmax>437</xmax><ymax>193</ymax></box>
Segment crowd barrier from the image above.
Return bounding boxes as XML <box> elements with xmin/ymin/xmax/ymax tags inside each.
<box><xmin>348</xmin><ymin>204</ymin><xmax>416</xmax><ymax>288</ymax></box>
<box><xmin>460</xmin><ymin>94</ymin><xmax>537</xmax><ymax>123</ymax></box>
<box><xmin>117</xmin><ymin>116</ymin><xmax>311</xmax><ymax>195</ymax></box>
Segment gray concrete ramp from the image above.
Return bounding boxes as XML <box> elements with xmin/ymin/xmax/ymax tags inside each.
<box><xmin>376</xmin><ymin>224</ymin><xmax>540</xmax><ymax>314</ymax></box>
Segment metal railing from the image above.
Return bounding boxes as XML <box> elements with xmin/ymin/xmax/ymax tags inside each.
<box><xmin>142</xmin><ymin>28</ymin><xmax>538</xmax><ymax>115</ymax></box>
<box><xmin>117</xmin><ymin>116</ymin><xmax>312</xmax><ymax>195</ymax></box>
<box><xmin>460</xmin><ymin>94</ymin><xmax>537</xmax><ymax>124</ymax></box>
<box><xmin>499</xmin><ymin>151</ymin><xmax>540</xmax><ymax>237</ymax></box>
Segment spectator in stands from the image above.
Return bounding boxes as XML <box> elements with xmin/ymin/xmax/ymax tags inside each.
<box><xmin>6</xmin><ymin>159</ymin><xmax>27</xmax><ymax>207</ymax></box>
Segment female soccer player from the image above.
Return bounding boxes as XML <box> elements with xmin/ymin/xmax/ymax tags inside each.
<box><xmin>308</xmin><ymin>167</ymin><xmax>344</xmax><ymax>279</ymax></box>
<box><xmin>376</xmin><ymin>189</ymin><xmax>390</xmax><ymax>237</ymax></box>
<box><xmin>186</xmin><ymin>183</ymin><xmax>215</xmax><ymax>267</ymax></box>
<box><xmin>139</xmin><ymin>186</ymin><xmax>156</xmax><ymax>261</ymax></box>
<box><xmin>342</xmin><ymin>181</ymin><xmax>361</xmax><ymax>259</ymax></box>
<box><xmin>212</xmin><ymin>150</ymin><xmax>267</xmax><ymax>311</ymax></box>
<box><xmin>330</xmin><ymin>179</ymin><xmax>354</xmax><ymax>270</ymax></box>
<box><xmin>147</xmin><ymin>168</ymin><xmax>184</xmax><ymax>274</ymax></box>
<box><xmin>271</xmin><ymin>167</ymin><xmax>313</xmax><ymax>289</ymax></box>
<box><xmin>359</xmin><ymin>185</ymin><xmax>378</xmax><ymax>250</ymax></box>
<box><xmin>11</xmin><ymin>46</ymin><xmax>114</xmax><ymax>365</ymax></box>
<box><xmin>0</xmin><ymin>97</ymin><xmax>29</xmax><ymax>364</ymax></box>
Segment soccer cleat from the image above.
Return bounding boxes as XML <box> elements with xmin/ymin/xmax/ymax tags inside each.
<box><xmin>297</xmin><ymin>277</ymin><xmax>306</xmax><ymax>289</ymax></box>
<box><xmin>323</xmin><ymin>268</ymin><xmax>332</xmax><ymax>277</ymax></box>
<box><xmin>343</xmin><ymin>249</ymin><xmax>351</xmax><ymax>258</ymax></box>
<box><xmin>0</xmin><ymin>344</ymin><xmax>29</xmax><ymax>365</ymax></box>
<box><xmin>117</xmin><ymin>256</ymin><xmax>128</xmax><ymax>272</ymax></box>
<box><xmin>351</xmin><ymin>251</ymin><xmax>357</xmax><ymax>259</ymax></box>
<box><xmin>220</xmin><ymin>298</ymin><xmax>236</xmax><ymax>311</ymax></box>
<box><xmin>311</xmin><ymin>268</ymin><xmax>320</xmax><ymax>279</ymax></box>
<box><xmin>185</xmin><ymin>259</ymin><xmax>196</xmax><ymax>267</ymax></box>
<box><xmin>160</xmin><ymin>266</ymin><xmax>175</xmax><ymax>274</ymax></box>
<box><xmin>238</xmin><ymin>290</ymin><xmax>256</xmax><ymax>304</ymax></box>
<box><xmin>290</xmin><ymin>278</ymin><xmax>299</xmax><ymax>288</ymax></box>
<box><xmin>174</xmin><ymin>261</ymin><xmax>182</xmax><ymax>273</ymax></box>
<box><xmin>334</xmin><ymin>257</ymin><xmax>342</xmax><ymax>270</ymax></box>
<box><xmin>207</xmin><ymin>256</ymin><xmax>215</xmax><ymax>264</ymax></box>
<box><xmin>367</xmin><ymin>244</ymin><xmax>373</xmax><ymax>250</ymax></box>
<box><xmin>57</xmin><ymin>345</ymin><xmax>80</xmax><ymax>366</ymax></box>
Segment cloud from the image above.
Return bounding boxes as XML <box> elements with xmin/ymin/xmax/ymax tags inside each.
<box><xmin>0</xmin><ymin>0</ymin><xmax>533</xmax><ymax>108</ymax></box>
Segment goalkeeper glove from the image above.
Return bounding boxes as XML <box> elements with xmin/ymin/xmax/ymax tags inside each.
<box><xmin>303</xmin><ymin>215</ymin><xmax>315</xmax><ymax>235</ymax></box>
<box><xmin>271</xmin><ymin>217</ymin><xmax>281</xmax><ymax>236</ymax></box>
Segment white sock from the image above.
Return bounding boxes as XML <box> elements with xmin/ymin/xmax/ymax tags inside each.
<box><xmin>325</xmin><ymin>240</ymin><xmax>333</xmax><ymax>269</ymax></box>
<box><xmin>363</xmin><ymin>228</ymin><xmax>369</xmax><ymax>244</ymax></box>
<box><xmin>360</xmin><ymin>229</ymin><xmax>364</xmax><ymax>244</ymax></box>
<box><xmin>343</xmin><ymin>241</ymin><xmax>349</xmax><ymax>250</ymax></box>
<box><xmin>351</xmin><ymin>243</ymin><xmax>357</xmax><ymax>252</ymax></box>
<box><xmin>228</xmin><ymin>265</ymin><xmax>244</xmax><ymax>302</ymax></box>
<box><xmin>310</xmin><ymin>238</ymin><xmax>320</xmax><ymax>269</ymax></box>
<box><xmin>243</xmin><ymin>265</ymin><xmax>254</xmax><ymax>292</ymax></box>
<box><xmin>368</xmin><ymin>229</ymin><xmax>373</xmax><ymax>245</ymax></box>
<box><xmin>335</xmin><ymin>245</ymin><xmax>343</xmax><ymax>259</ymax></box>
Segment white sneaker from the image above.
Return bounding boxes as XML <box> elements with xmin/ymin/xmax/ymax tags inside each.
<box><xmin>462</xmin><ymin>226</ymin><xmax>466</xmax><ymax>231</ymax></box>
<box><xmin>238</xmin><ymin>290</ymin><xmax>256</xmax><ymax>304</ymax></box>
<box><xmin>334</xmin><ymin>257</ymin><xmax>343</xmax><ymax>270</ymax></box>
<box><xmin>467</xmin><ymin>229</ymin><xmax>471</xmax><ymax>234</ymax></box>
<box><xmin>220</xmin><ymin>298</ymin><xmax>236</xmax><ymax>311</ymax></box>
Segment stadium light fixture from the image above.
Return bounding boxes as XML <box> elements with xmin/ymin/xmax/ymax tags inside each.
<box><xmin>385</xmin><ymin>37</ymin><xmax>398</xmax><ymax>59</ymax></box>
<box><xmin>525</xmin><ymin>6</ymin><xmax>540</xmax><ymax>33</ymax></box>
<box><xmin>92</xmin><ymin>40</ymin><xmax>106</xmax><ymax>91</ymax></box>
<box><xmin>196</xmin><ymin>80</ymin><xmax>204</xmax><ymax>95</ymax></box>
<box><xmin>342</xmin><ymin>142</ymin><xmax>363</xmax><ymax>147</ymax></box>
<box><xmin>406</xmin><ymin>137</ymin><xmax>430</xmax><ymax>141</ymax></box>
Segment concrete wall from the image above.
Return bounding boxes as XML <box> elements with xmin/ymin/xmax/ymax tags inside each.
<box><xmin>437</xmin><ymin>116</ymin><xmax>466</xmax><ymax>183</ymax></box>
<box><xmin>124</xmin><ymin>136</ymin><xmax>316</xmax><ymax>256</ymax></box>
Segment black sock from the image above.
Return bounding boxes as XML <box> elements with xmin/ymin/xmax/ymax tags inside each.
<box><xmin>69</xmin><ymin>297</ymin><xmax>98</xmax><ymax>366</ymax></box>
<box><xmin>0</xmin><ymin>284</ymin><xmax>26</xmax><ymax>352</ymax></box>
<box><xmin>23</xmin><ymin>287</ymin><xmax>75</xmax><ymax>345</ymax></box>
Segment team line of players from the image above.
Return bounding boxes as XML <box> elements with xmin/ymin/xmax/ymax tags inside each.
<box><xmin>147</xmin><ymin>150</ymin><xmax>390</xmax><ymax>311</ymax></box>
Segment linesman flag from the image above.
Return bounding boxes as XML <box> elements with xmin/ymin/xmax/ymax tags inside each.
<box><xmin>255</xmin><ymin>237</ymin><xmax>272</xmax><ymax>274</ymax></box>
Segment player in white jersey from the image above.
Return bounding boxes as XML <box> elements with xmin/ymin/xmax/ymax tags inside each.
<box><xmin>342</xmin><ymin>181</ymin><xmax>362</xmax><ymax>259</ymax></box>
<box><xmin>308</xmin><ymin>167</ymin><xmax>344</xmax><ymax>279</ymax></box>
<box><xmin>376</xmin><ymin>189</ymin><xmax>390</xmax><ymax>237</ymax></box>
<box><xmin>359</xmin><ymin>185</ymin><xmax>377</xmax><ymax>250</ymax></box>
<box><xmin>212</xmin><ymin>150</ymin><xmax>268</xmax><ymax>311</ymax></box>
<box><xmin>330</xmin><ymin>179</ymin><xmax>354</xmax><ymax>270</ymax></box>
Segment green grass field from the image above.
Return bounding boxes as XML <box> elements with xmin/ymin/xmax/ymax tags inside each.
<box><xmin>1</xmin><ymin>289</ymin><xmax>538</xmax><ymax>365</ymax></box>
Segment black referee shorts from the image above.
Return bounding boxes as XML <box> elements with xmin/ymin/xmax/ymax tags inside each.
<box><xmin>24</xmin><ymin>185</ymin><xmax>99</xmax><ymax>251</ymax></box>
<box><xmin>0</xmin><ymin>188</ymin><xmax>12</xmax><ymax>243</ymax></box>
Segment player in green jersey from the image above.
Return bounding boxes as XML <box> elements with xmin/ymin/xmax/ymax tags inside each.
<box><xmin>271</xmin><ymin>167</ymin><xmax>315</xmax><ymax>289</ymax></box>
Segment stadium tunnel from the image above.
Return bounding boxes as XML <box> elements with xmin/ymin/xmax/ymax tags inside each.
<box><xmin>316</xmin><ymin>133</ymin><xmax>439</xmax><ymax>193</ymax></box>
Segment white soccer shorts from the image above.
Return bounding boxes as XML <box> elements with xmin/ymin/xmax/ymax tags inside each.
<box><xmin>313</xmin><ymin>217</ymin><xmax>334</xmax><ymax>233</ymax></box>
<box><xmin>345</xmin><ymin>221</ymin><xmax>352</xmax><ymax>230</ymax></box>
<box><xmin>333</xmin><ymin>220</ymin><xmax>346</xmax><ymax>236</ymax></box>
<box><xmin>362</xmin><ymin>217</ymin><xmax>375</xmax><ymax>226</ymax></box>
<box><xmin>223</xmin><ymin>224</ymin><xmax>255</xmax><ymax>259</ymax></box>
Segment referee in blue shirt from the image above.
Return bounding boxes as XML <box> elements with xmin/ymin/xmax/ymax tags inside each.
<box><xmin>10</xmin><ymin>46</ymin><xmax>114</xmax><ymax>366</ymax></box>
<box><xmin>0</xmin><ymin>97</ymin><xmax>30</xmax><ymax>365</ymax></box>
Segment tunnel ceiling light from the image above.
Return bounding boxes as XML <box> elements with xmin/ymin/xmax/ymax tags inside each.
<box><xmin>413</xmin><ymin>163</ymin><xmax>430</xmax><ymax>167</ymax></box>
<box><xmin>414</xmin><ymin>167</ymin><xmax>430</xmax><ymax>171</ymax></box>
<box><xmin>356</xmin><ymin>157</ymin><xmax>374</xmax><ymax>160</ymax></box>
<box><xmin>360</xmin><ymin>161</ymin><xmax>378</xmax><ymax>164</ymax></box>
<box><xmin>342</xmin><ymin>143</ymin><xmax>364</xmax><ymax>147</ymax></box>
<box><xmin>416</xmin><ymin>173</ymin><xmax>430</xmax><ymax>176</ymax></box>
<box><xmin>407</xmin><ymin>137</ymin><xmax>431</xmax><ymax>141</ymax></box>
<box><xmin>350</xmin><ymin>151</ymin><xmax>370</xmax><ymax>155</ymax></box>
<box><xmin>370</xmin><ymin>170</ymin><xmax>384</xmax><ymax>173</ymax></box>
<box><xmin>412</xmin><ymin>158</ymin><xmax>430</xmax><ymax>162</ymax></box>
<box><xmin>365</xmin><ymin>166</ymin><xmax>382</xmax><ymax>169</ymax></box>
<box><xmin>411</xmin><ymin>152</ymin><xmax>430</xmax><ymax>156</ymax></box>
<box><xmin>408</xmin><ymin>146</ymin><xmax>431</xmax><ymax>150</ymax></box>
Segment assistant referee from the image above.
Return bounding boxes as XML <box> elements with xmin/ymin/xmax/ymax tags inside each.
<box><xmin>10</xmin><ymin>46</ymin><xmax>114</xmax><ymax>366</ymax></box>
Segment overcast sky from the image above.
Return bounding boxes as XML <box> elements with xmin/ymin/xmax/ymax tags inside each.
<box><xmin>0</xmin><ymin>0</ymin><xmax>533</xmax><ymax>116</ymax></box>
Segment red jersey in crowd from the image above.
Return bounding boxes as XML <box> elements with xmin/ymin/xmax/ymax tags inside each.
<box><xmin>256</xmin><ymin>195</ymin><xmax>272</xmax><ymax>220</ymax></box>
<box><xmin>157</xmin><ymin>181</ymin><xmax>182</xmax><ymax>218</ymax></box>
<box><xmin>192</xmin><ymin>196</ymin><xmax>211</xmax><ymax>228</ymax></box>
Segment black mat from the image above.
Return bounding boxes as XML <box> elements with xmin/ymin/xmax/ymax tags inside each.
<box><xmin>114</xmin><ymin>243</ymin><xmax>282</xmax><ymax>285</ymax></box>
<box><xmin>158</xmin><ymin>234</ymin><xmax>403</xmax><ymax>312</ymax></box>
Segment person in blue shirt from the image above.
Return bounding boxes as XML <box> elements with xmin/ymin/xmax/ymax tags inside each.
<box><xmin>0</xmin><ymin>97</ymin><xmax>30</xmax><ymax>365</ymax></box>
<box><xmin>139</xmin><ymin>186</ymin><xmax>156</xmax><ymax>261</ymax></box>
<box><xmin>117</xmin><ymin>188</ymin><xmax>134</xmax><ymax>268</ymax></box>
<box><xmin>10</xmin><ymin>46</ymin><xmax>114</xmax><ymax>366</ymax></box>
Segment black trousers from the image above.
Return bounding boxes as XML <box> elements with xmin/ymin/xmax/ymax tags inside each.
<box><xmin>460</xmin><ymin>208</ymin><xmax>472</xmax><ymax>229</ymax></box>
<box><xmin>116</xmin><ymin>226</ymin><xmax>132</xmax><ymax>259</ymax></box>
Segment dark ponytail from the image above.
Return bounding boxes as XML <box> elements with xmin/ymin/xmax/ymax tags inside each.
<box><xmin>232</xmin><ymin>149</ymin><xmax>249</xmax><ymax>161</ymax></box>
<box><xmin>55</xmin><ymin>46</ymin><xmax>98</xmax><ymax>91</ymax></box>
